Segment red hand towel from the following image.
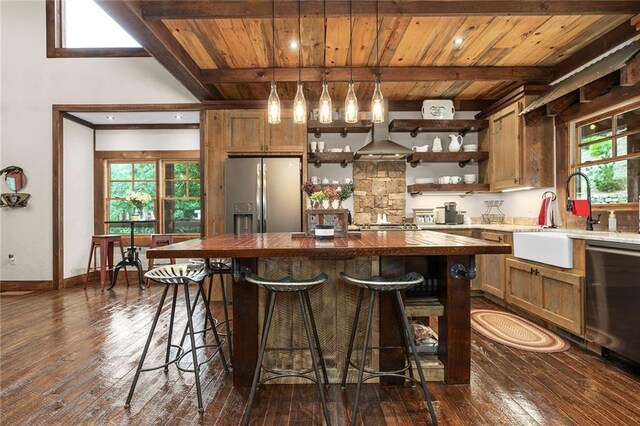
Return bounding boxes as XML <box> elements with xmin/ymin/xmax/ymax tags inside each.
<box><xmin>571</xmin><ymin>200</ymin><xmax>590</xmax><ymax>217</ymax></box>
<box><xmin>537</xmin><ymin>197</ymin><xmax>550</xmax><ymax>226</ymax></box>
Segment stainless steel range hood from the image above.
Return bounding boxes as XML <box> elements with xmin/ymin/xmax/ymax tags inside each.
<box><xmin>354</xmin><ymin>106</ymin><xmax>413</xmax><ymax>160</ymax></box>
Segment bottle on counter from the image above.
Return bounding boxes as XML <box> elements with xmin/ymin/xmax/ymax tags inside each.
<box><xmin>608</xmin><ymin>210</ymin><xmax>617</xmax><ymax>232</ymax></box>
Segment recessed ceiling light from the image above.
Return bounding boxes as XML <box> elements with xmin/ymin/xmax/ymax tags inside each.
<box><xmin>174</xmin><ymin>114</ymin><xmax>183</xmax><ymax>120</ymax></box>
<box><xmin>106</xmin><ymin>115</ymin><xmax>115</xmax><ymax>120</ymax></box>
<box><xmin>589</xmin><ymin>124</ymin><xmax>597</xmax><ymax>130</ymax></box>
<box><xmin>453</xmin><ymin>37</ymin><xmax>464</xmax><ymax>46</ymax></box>
<box><xmin>290</xmin><ymin>40</ymin><xmax>299</xmax><ymax>49</ymax></box>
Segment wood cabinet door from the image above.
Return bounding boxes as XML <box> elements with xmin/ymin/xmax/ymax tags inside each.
<box><xmin>505</xmin><ymin>258</ymin><xmax>540</xmax><ymax>312</ymax></box>
<box><xmin>267</xmin><ymin>109</ymin><xmax>306</xmax><ymax>153</ymax></box>
<box><xmin>489</xmin><ymin>102</ymin><xmax>522</xmax><ymax>191</ymax></box>
<box><xmin>224</xmin><ymin>110</ymin><xmax>265</xmax><ymax>153</ymax></box>
<box><xmin>538</xmin><ymin>266</ymin><xmax>584</xmax><ymax>335</ymax></box>
<box><xmin>479</xmin><ymin>232</ymin><xmax>509</xmax><ymax>299</ymax></box>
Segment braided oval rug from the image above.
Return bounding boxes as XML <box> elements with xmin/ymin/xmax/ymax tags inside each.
<box><xmin>471</xmin><ymin>309</ymin><xmax>570</xmax><ymax>353</ymax></box>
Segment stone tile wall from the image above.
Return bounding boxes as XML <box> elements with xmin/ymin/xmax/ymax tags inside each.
<box><xmin>352</xmin><ymin>161</ymin><xmax>406</xmax><ymax>224</ymax></box>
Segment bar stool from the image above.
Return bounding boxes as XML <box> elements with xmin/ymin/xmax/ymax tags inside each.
<box><xmin>145</xmin><ymin>235</ymin><xmax>176</xmax><ymax>286</ymax></box>
<box><xmin>340</xmin><ymin>271</ymin><xmax>437</xmax><ymax>426</ymax></box>
<box><xmin>190</xmin><ymin>258</ymin><xmax>234</xmax><ymax>361</ymax></box>
<box><xmin>84</xmin><ymin>235</ymin><xmax>130</xmax><ymax>290</ymax></box>
<box><xmin>240</xmin><ymin>270</ymin><xmax>331</xmax><ymax>426</ymax></box>
<box><xmin>125</xmin><ymin>264</ymin><xmax>229</xmax><ymax>413</ymax></box>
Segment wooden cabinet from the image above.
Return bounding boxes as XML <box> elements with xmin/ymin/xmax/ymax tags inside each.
<box><xmin>478</xmin><ymin>232</ymin><xmax>511</xmax><ymax>298</ymax></box>
<box><xmin>483</xmin><ymin>96</ymin><xmax>553</xmax><ymax>191</ymax></box>
<box><xmin>224</xmin><ymin>109</ymin><xmax>305</xmax><ymax>154</ymax></box>
<box><xmin>506</xmin><ymin>258</ymin><xmax>584</xmax><ymax>335</ymax></box>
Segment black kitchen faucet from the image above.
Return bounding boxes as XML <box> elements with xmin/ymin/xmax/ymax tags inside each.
<box><xmin>566</xmin><ymin>171</ymin><xmax>601</xmax><ymax>231</ymax></box>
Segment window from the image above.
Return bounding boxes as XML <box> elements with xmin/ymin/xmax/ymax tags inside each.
<box><xmin>46</xmin><ymin>0</ymin><xmax>148</xmax><ymax>57</ymax></box>
<box><xmin>574</xmin><ymin>103</ymin><xmax>640</xmax><ymax>205</ymax></box>
<box><xmin>105</xmin><ymin>160</ymin><xmax>201</xmax><ymax>235</ymax></box>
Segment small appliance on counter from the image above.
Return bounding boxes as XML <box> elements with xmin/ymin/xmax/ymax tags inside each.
<box><xmin>413</xmin><ymin>208</ymin><xmax>435</xmax><ymax>225</ymax></box>
<box><xmin>444</xmin><ymin>202</ymin><xmax>458</xmax><ymax>225</ymax></box>
<box><xmin>435</xmin><ymin>207</ymin><xmax>446</xmax><ymax>224</ymax></box>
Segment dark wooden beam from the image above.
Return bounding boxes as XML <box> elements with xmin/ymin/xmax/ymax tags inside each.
<box><xmin>476</xmin><ymin>84</ymin><xmax>548</xmax><ymax>119</ymax></box>
<box><xmin>546</xmin><ymin>91</ymin><xmax>580</xmax><ymax>117</ymax></box>
<box><xmin>553</xmin><ymin>21</ymin><xmax>639</xmax><ymax>81</ymax></box>
<box><xmin>93</xmin><ymin>123</ymin><xmax>200</xmax><ymax>130</ymax></box>
<box><xmin>620</xmin><ymin>55</ymin><xmax>640</xmax><ymax>86</ymax></box>
<box><xmin>579</xmin><ymin>72</ymin><xmax>621</xmax><ymax>102</ymax></box>
<box><xmin>142</xmin><ymin>1</ymin><xmax>640</xmax><ymax>20</ymax></box>
<box><xmin>201</xmin><ymin>99</ymin><xmax>494</xmax><ymax>111</ymax></box>
<box><xmin>202</xmin><ymin>66</ymin><xmax>552</xmax><ymax>84</ymax></box>
<box><xmin>557</xmin><ymin>83</ymin><xmax>640</xmax><ymax>123</ymax></box>
<box><xmin>523</xmin><ymin>107</ymin><xmax>548</xmax><ymax>126</ymax></box>
<box><xmin>95</xmin><ymin>0</ymin><xmax>222</xmax><ymax>101</ymax></box>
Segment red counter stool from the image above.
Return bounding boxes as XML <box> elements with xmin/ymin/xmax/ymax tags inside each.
<box><xmin>339</xmin><ymin>271</ymin><xmax>438</xmax><ymax>426</ymax></box>
<box><xmin>145</xmin><ymin>235</ymin><xmax>176</xmax><ymax>286</ymax></box>
<box><xmin>84</xmin><ymin>235</ymin><xmax>130</xmax><ymax>290</ymax></box>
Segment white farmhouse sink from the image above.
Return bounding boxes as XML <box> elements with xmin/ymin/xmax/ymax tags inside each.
<box><xmin>513</xmin><ymin>232</ymin><xmax>573</xmax><ymax>269</ymax></box>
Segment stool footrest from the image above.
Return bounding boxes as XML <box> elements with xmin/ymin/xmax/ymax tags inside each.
<box><xmin>257</xmin><ymin>369</ymin><xmax>319</xmax><ymax>387</ymax></box>
<box><xmin>176</xmin><ymin>342</ymin><xmax>226</xmax><ymax>373</ymax></box>
<box><xmin>139</xmin><ymin>345</ymin><xmax>184</xmax><ymax>373</ymax></box>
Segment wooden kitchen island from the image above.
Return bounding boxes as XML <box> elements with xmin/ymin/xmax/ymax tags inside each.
<box><xmin>147</xmin><ymin>231</ymin><xmax>511</xmax><ymax>387</ymax></box>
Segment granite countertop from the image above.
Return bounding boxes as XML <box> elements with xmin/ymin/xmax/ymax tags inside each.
<box><xmin>417</xmin><ymin>224</ymin><xmax>640</xmax><ymax>245</ymax></box>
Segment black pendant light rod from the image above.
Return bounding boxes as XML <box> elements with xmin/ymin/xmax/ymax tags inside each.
<box><xmin>349</xmin><ymin>0</ymin><xmax>353</xmax><ymax>81</ymax></box>
<box><xmin>375</xmin><ymin>0</ymin><xmax>379</xmax><ymax>73</ymax></box>
<box><xmin>323</xmin><ymin>0</ymin><xmax>327</xmax><ymax>78</ymax></box>
<box><xmin>298</xmin><ymin>0</ymin><xmax>302</xmax><ymax>82</ymax></box>
<box><xmin>272</xmin><ymin>0</ymin><xmax>275</xmax><ymax>81</ymax></box>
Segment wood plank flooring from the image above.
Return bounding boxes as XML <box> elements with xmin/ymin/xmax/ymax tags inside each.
<box><xmin>1</xmin><ymin>284</ymin><xmax>639</xmax><ymax>425</ymax></box>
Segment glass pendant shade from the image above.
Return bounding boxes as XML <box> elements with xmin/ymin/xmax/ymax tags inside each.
<box><xmin>318</xmin><ymin>80</ymin><xmax>332</xmax><ymax>124</ymax></box>
<box><xmin>267</xmin><ymin>80</ymin><xmax>281</xmax><ymax>124</ymax></box>
<box><xmin>293</xmin><ymin>81</ymin><xmax>307</xmax><ymax>124</ymax></box>
<box><xmin>371</xmin><ymin>77</ymin><xmax>385</xmax><ymax>123</ymax></box>
<box><xmin>344</xmin><ymin>80</ymin><xmax>358</xmax><ymax>123</ymax></box>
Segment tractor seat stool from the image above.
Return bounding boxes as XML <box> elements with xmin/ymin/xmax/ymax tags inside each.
<box><xmin>339</xmin><ymin>271</ymin><xmax>438</xmax><ymax>426</ymax></box>
<box><xmin>240</xmin><ymin>270</ymin><xmax>332</xmax><ymax>426</ymax></box>
<box><xmin>85</xmin><ymin>235</ymin><xmax>130</xmax><ymax>290</ymax></box>
<box><xmin>145</xmin><ymin>235</ymin><xmax>176</xmax><ymax>286</ymax></box>
<box><xmin>126</xmin><ymin>264</ymin><xmax>229</xmax><ymax>413</ymax></box>
<box><xmin>190</xmin><ymin>258</ymin><xmax>234</xmax><ymax>361</ymax></box>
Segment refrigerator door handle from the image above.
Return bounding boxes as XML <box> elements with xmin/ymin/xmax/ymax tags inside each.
<box><xmin>262</xmin><ymin>163</ymin><xmax>267</xmax><ymax>232</ymax></box>
<box><xmin>256</xmin><ymin>162</ymin><xmax>263</xmax><ymax>232</ymax></box>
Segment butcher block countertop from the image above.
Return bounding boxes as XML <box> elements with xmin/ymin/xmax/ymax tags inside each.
<box><xmin>147</xmin><ymin>231</ymin><xmax>512</xmax><ymax>259</ymax></box>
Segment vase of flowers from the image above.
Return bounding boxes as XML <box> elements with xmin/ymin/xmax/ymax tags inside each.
<box><xmin>336</xmin><ymin>184</ymin><xmax>353</xmax><ymax>208</ymax></box>
<box><xmin>126</xmin><ymin>191</ymin><xmax>152</xmax><ymax>220</ymax></box>
<box><xmin>309</xmin><ymin>191</ymin><xmax>328</xmax><ymax>209</ymax></box>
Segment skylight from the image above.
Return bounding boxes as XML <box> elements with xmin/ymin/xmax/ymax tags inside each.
<box><xmin>64</xmin><ymin>0</ymin><xmax>141</xmax><ymax>48</ymax></box>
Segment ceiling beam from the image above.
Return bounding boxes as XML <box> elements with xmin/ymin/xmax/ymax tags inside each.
<box><xmin>620</xmin><ymin>55</ymin><xmax>640</xmax><ymax>85</ymax></box>
<box><xmin>202</xmin><ymin>66</ymin><xmax>553</xmax><ymax>84</ymax></box>
<box><xmin>142</xmin><ymin>1</ymin><xmax>640</xmax><ymax>20</ymax></box>
<box><xmin>95</xmin><ymin>0</ymin><xmax>223</xmax><ymax>101</ymax></box>
<box><xmin>553</xmin><ymin>20</ymin><xmax>640</xmax><ymax>81</ymax></box>
<box><xmin>579</xmin><ymin>72</ymin><xmax>620</xmax><ymax>101</ymax></box>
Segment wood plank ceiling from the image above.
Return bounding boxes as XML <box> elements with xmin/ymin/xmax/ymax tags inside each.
<box><xmin>99</xmin><ymin>1</ymin><xmax>640</xmax><ymax>102</ymax></box>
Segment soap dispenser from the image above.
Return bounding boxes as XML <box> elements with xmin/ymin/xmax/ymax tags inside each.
<box><xmin>608</xmin><ymin>210</ymin><xmax>617</xmax><ymax>232</ymax></box>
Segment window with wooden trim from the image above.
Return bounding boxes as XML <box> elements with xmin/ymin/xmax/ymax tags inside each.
<box><xmin>573</xmin><ymin>103</ymin><xmax>640</xmax><ymax>206</ymax></box>
<box><xmin>162</xmin><ymin>161</ymin><xmax>202</xmax><ymax>234</ymax></box>
<box><xmin>107</xmin><ymin>162</ymin><xmax>157</xmax><ymax>234</ymax></box>
<box><xmin>46</xmin><ymin>0</ymin><xmax>148</xmax><ymax>58</ymax></box>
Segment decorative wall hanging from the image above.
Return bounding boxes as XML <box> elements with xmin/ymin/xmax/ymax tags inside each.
<box><xmin>0</xmin><ymin>166</ymin><xmax>30</xmax><ymax>208</ymax></box>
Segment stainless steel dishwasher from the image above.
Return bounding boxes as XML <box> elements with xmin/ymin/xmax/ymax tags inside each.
<box><xmin>586</xmin><ymin>241</ymin><xmax>640</xmax><ymax>364</ymax></box>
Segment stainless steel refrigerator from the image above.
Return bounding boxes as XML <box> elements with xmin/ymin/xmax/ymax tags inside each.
<box><xmin>225</xmin><ymin>157</ymin><xmax>302</xmax><ymax>233</ymax></box>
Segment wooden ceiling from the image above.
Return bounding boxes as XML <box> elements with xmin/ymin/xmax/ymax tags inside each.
<box><xmin>96</xmin><ymin>1</ymin><xmax>640</xmax><ymax>104</ymax></box>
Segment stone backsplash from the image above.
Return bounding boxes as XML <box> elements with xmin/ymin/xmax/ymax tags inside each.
<box><xmin>352</xmin><ymin>161</ymin><xmax>406</xmax><ymax>224</ymax></box>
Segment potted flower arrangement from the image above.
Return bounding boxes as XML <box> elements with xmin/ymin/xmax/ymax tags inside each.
<box><xmin>309</xmin><ymin>190</ymin><xmax>328</xmax><ymax>209</ymax></box>
<box><xmin>336</xmin><ymin>184</ymin><xmax>354</xmax><ymax>208</ymax></box>
<box><xmin>126</xmin><ymin>191</ymin><xmax>152</xmax><ymax>220</ymax></box>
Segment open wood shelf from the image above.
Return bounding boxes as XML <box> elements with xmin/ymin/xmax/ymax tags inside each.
<box><xmin>308</xmin><ymin>152</ymin><xmax>354</xmax><ymax>167</ymax></box>
<box><xmin>389</xmin><ymin>119</ymin><xmax>488</xmax><ymax>137</ymax></box>
<box><xmin>407</xmin><ymin>183</ymin><xmax>490</xmax><ymax>194</ymax></box>
<box><xmin>307</xmin><ymin>120</ymin><xmax>371</xmax><ymax>137</ymax></box>
<box><xmin>407</xmin><ymin>151</ymin><xmax>489</xmax><ymax>167</ymax></box>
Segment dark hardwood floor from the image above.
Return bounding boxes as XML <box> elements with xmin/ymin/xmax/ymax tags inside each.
<box><xmin>1</xmin><ymin>283</ymin><xmax>639</xmax><ymax>425</ymax></box>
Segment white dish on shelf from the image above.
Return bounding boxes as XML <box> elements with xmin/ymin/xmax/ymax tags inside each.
<box><xmin>463</xmin><ymin>144</ymin><xmax>478</xmax><ymax>152</ymax></box>
<box><xmin>415</xmin><ymin>178</ymin><xmax>435</xmax><ymax>184</ymax></box>
<box><xmin>327</xmin><ymin>148</ymin><xmax>344</xmax><ymax>153</ymax></box>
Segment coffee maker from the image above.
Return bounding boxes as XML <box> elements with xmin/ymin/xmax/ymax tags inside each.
<box><xmin>444</xmin><ymin>202</ymin><xmax>458</xmax><ymax>225</ymax></box>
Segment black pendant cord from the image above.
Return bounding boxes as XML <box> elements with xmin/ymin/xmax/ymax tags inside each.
<box><xmin>375</xmin><ymin>0</ymin><xmax>379</xmax><ymax>72</ymax></box>
<box><xmin>272</xmin><ymin>0</ymin><xmax>275</xmax><ymax>82</ymax></box>
<box><xmin>298</xmin><ymin>0</ymin><xmax>302</xmax><ymax>83</ymax></box>
<box><xmin>349</xmin><ymin>0</ymin><xmax>353</xmax><ymax>82</ymax></box>
<box><xmin>323</xmin><ymin>0</ymin><xmax>327</xmax><ymax>80</ymax></box>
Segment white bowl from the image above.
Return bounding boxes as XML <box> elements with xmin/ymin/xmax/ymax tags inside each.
<box><xmin>328</xmin><ymin>148</ymin><xmax>343</xmax><ymax>153</ymax></box>
<box><xmin>415</xmin><ymin>178</ymin><xmax>435</xmax><ymax>184</ymax></box>
<box><xmin>464</xmin><ymin>179</ymin><xmax>476</xmax><ymax>184</ymax></box>
<box><xmin>463</xmin><ymin>145</ymin><xmax>478</xmax><ymax>152</ymax></box>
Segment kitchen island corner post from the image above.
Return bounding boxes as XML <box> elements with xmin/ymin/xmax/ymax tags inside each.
<box><xmin>232</xmin><ymin>257</ymin><xmax>259</xmax><ymax>387</ymax></box>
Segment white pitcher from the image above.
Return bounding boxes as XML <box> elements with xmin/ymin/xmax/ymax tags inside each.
<box><xmin>448</xmin><ymin>134</ymin><xmax>464</xmax><ymax>152</ymax></box>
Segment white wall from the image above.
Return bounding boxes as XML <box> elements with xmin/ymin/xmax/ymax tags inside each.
<box><xmin>95</xmin><ymin>129</ymin><xmax>200</xmax><ymax>151</ymax></box>
<box><xmin>63</xmin><ymin>119</ymin><xmax>94</xmax><ymax>278</ymax></box>
<box><xmin>0</xmin><ymin>1</ymin><xmax>197</xmax><ymax>281</ymax></box>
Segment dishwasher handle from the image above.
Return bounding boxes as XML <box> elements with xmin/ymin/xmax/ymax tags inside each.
<box><xmin>586</xmin><ymin>246</ymin><xmax>640</xmax><ymax>258</ymax></box>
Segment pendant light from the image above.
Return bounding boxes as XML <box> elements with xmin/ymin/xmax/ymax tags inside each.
<box><xmin>267</xmin><ymin>0</ymin><xmax>281</xmax><ymax>124</ymax></box>
<box><xmin>292</xmin><ymin>0</ymin><xmax>307</xmax><ymax>124</ymax></box>
<box><xmin>318</xmin><ymin>0</ymin><xmax>332</xmax><ymax>124</ymax></box>
<box><xmin>370</xmin><ymin>0</ymin><xmax>384</xmax><ymax>123</ymax></box>
<box><xmin>344</xmin><ymin>0</ymin><xmax>358</xmax><ymax>124</ymax></box>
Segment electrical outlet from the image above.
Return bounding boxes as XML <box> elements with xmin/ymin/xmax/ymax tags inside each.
<box><xmin>8</xmin><ymin>254</ymin><xmax>16</xmax><ymax>266</ymax></box>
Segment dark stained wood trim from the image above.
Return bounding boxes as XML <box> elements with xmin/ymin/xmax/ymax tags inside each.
<box><xmin>143</xmin><ymin>1</ymin><xmax>640</xmax><ymax>20</ymax></box>
<box><xmin>621</xmin><ymin>55</ymin><xmax>640</xmax><ymax>86</ymax></box>
<box><xmin>523</xmin><ymin>106</ymin><xmax>548</xmax><ymax>126</ymax></box>
<box><xmin>45</xmin><ymin>0</ymin><xmax>59</xmax><ymax>58</ymax></box>
<box><xmin>61</xmin><ymin>112</ymin><xmax>95</xmax><ymax>129</ymax></box>
<box><xmin>93</xmin><ymin>123</ymin><xmax>199</xmax><ymax>130</ymax></box>
<box><xmin>553</xmin><ymin>21</ymin><xmax>640</xmax><ymax>81</ymax></box>
<box><xmin>579</xmin><ymin>72</ymin><xmax>621</xmax><ymax>102</ymax></box>
<box><xmin>0</xmin><ymin>281</ymin><xmax>54</xmax><ymax>291</ymax></box>
<box><xmin>199</xmin><ymin>109</ymin><xmax>206</xmax><ymax>237</ymax></box>
<box><xmin>52</xmin><ymin>107</ymin><xmax>64</xmax><ymax>290</ymax></box>
<box><xmin>94</xmin><ymin>150</ymin><xmax>199</xmax><ymax>160</ymax></box>
<box><xmin>232</xmin><ymin>257</ymin><xmax>259</xmax><ymax>387</ymax></box>
<box><xmin>476</xmin><ymin>84</ymin><xmax>548</xmax><ymax>119</ymax></box>
<box><xmin>94</xmin><ymin>0</ymin><xmax>222</xmax><ymax>100</ymax></box>
<box><xmin>546</xmin><ymin>91</ymin><xmax>580</xmax><ymax>117</ymax></box>
<box><xmin>52</xmin><ymin>103</ymin><xmax>202</xmax><ymax>112</ymax></box>
<box><xmin>557</xmin><ymin>83</ymin><xmax>640</xmax><ymax>123</ymax></box>
<box><xmin>202</xmin><ymin>66</ymin><xmax>553</xmax><ymax>84</ymax></box>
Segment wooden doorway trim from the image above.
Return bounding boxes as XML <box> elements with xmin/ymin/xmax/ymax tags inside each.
<box><xmin>51</xmin><ymin>103</ymin><xmax>201</xmax><ymax>290</ymax></box>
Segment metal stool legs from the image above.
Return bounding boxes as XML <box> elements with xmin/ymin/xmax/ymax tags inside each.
<box><xmin>203</xmin><ymin>271</ymin><xmax>234</xmax><ymax>361</ymax></box>
<box><xmin>182</xmin><ymin>281</ymin><xmax>205</xmax><ymax>412</ymax></box>
<box><xmin>351</xmin><ymin>289</ymin><xmax>376</xmax><ymax>426</ymax></box>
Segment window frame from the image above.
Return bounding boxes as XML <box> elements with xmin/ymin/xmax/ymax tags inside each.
<box><xmin>572</xmin><ymin>100</ymin><xmax>640</xmax><ymax>209</ymax></box>
<box><xmin>161</xmin><ymin>160</ymin><xmax>203</xmax><ymax>235</ymax></box>
<box><xmin>46</xmin><ymin>0</ymin><xmax>149</xmax><ymax>58</ymax></box>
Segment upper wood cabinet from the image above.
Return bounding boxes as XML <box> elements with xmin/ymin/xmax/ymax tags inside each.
<box><xmin>482</xmin><ymin>96</ymin><xmax>553</xmax><ymax>191</ymax></box>
<box><xmin>224</xmin><ymin>109</ymin><xmax>305</xmax><ymax>154</ymax></box>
